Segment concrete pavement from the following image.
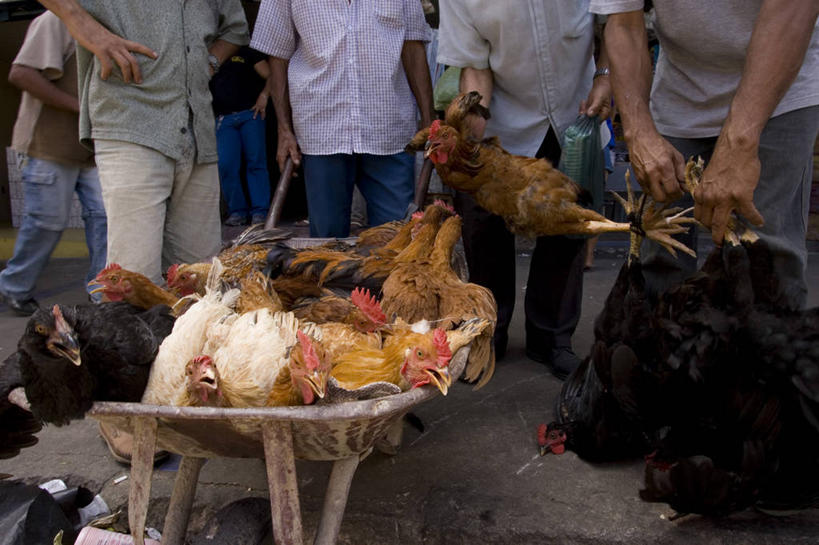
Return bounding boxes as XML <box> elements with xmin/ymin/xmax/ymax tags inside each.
<box><xmin>1</xmin><ymin>232</ymin><xmax>818</xmax><ymax>544</ymax></box>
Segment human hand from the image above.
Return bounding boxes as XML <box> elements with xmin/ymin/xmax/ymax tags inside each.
<box><xmin>579</xmin><ymin>75</ymin><xmax>612</xmax><ymax>121</ymax></box>
<box><xmin>693</xmin><ymin>135</ymin><xmax>764</xmax><ymax>245</ymax></box>
<box><xmin>84</xmin><ymin>24</ymin><xmax>156</xmax><ymax>83</ymax></box>
<box><xmin>276</xmin><ymin>129</ymin><xmax>301</xmax><ymax>174</ymax></box>
<box><xmin>627</xmin><ymin>128</ymin><xmax>686</xmax><ymax>203</ymax></box>
<box><xmin>252</xmin><ymin>93</ymin><xmax>269</xmax><ymax>120</ymax></box>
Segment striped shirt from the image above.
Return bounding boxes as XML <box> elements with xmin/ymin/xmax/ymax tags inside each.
<box><xmin>251</xmin><ymin>0</ymin><xmax>432</xmax><ymax>156</ymax></box>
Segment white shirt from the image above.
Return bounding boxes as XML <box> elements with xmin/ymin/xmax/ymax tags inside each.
<box><xmin>437</xmin><ymin>0</ymin><xmax>597</xmax><ymax>156</ymax></box>
<box><xmin>251</xmin><ymin>0</ymin><xmax>432</xmax><ymax>156</ymax></box>
<box><xmin>590</xmin><ymin>0</ymin><xmax>819</xmax><ymax>138</ymax></box>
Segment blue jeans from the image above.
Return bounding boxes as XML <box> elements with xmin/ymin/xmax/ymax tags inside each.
<box><xmin>215</xmin><ymin>109</ymin><xmax>271</xmax><ymax>217</ymax></box>
<box><xmin>302</xmin><ymin>152</ymin><xmax>415</xmax><ymax>237</ymax></box>
<box><xmin>0</xmin><ymin>156</ymin><xmax>107</xmax><ymax>300</ymax></box>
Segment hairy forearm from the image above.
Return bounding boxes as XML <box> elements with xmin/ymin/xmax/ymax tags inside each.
<box><xmin>9</xmin><ymin>64</ymin><xmax>79</xmax><ymax>113</ymax></box>
<box><xmin>267</xmin><ymin>57</ymin><xmax>293</xmax><ymax>133</ymax></box>
<box><xmin>604</xmin><ymin>11</ymin><xmax>655</xmax><ymax>142</ymax></box>
<box><xmin>722</xmin><ymin>0</ymin><xmax>818</xmax><ymax>148</ymax></box>
<box><xmin>37</xmin><ymin>0</ymin><xmax>100</xmax><ymax>51</ymax></box>
<box><xmin>401</xmin><ymin>40</ymin><xmax>434</xmax><ymax>127</ymax></box>
<box><xmin>458</xmin><ymin>67</ymin><xmax>493</xmax><ymax>105</ymax></box>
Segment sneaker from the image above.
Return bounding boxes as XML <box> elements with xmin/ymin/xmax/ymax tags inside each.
<box><xmin>99</xmin><ymin>422</ymin><xmax>169</xmax><ymax>466</ymax></box>
<box><xmin>0</xmin><ymin>290</ymin><xmax>40</xmax><ymax>316</ymax></box>
<box><xmin>224</xmin><ymin>213</ymin><xmax>248</xmax><ymax>227</ymax></box>
<box><xmin>251</xmin><ymin>213</ymin><xmax>267</xmax><ymax>225</ymax></box>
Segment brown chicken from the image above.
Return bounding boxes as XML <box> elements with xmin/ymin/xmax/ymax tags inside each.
<box><xmin>266</xmin><ymin>331</ymin><xmax>332</xmax><ymax>406</ymax></box>
<box><xmin>330</xmin><ymin>326</ymin><xmax>453</xmax><ymax>394</ymax></box>
<box><xmin>234</xmin><ymin>271</ymin><xmax>285</xmax><ymax>314</ymax></box>
<box><xmin>292</xmin><ymin>286</ymin><xmax>386</xmax><ymax>331</ymax></box>
<box><xmin>382</xmin><ymin>215</ymin><xmax>498</xmax><ymax>387</ymax></box>
<box><xmin>89</xmin><ymin>263</ymin><xmax>179</xmax><ymax>310</ymax></box>
<box><xmin>407</xmin><ymin>91</ymin><xmax>695</xmax><ymax>257</ymax></box>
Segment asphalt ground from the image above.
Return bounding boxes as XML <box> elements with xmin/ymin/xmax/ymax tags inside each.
<box><xmin>1</xmin><ymin>229</ymin><xmax>818</xmax><ymax>544</ymax></box>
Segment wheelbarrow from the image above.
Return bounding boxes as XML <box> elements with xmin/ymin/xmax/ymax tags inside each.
<box><xmin>87</xmin><ymin>345</ymin><xmax>469</xmax><ymax>545</ymax></box>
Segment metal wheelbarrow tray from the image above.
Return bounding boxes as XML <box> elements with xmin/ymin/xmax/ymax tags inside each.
<box><xmin>87</xmin><ymin>345</ymin><xmax>470</xmax><ymax>545</ymax></box>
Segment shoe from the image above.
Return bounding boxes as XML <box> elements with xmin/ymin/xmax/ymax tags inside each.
<box><xmin>0</xmin><ymin>290</ymin><xmax>40</xmax><ymax>316</ymax></box>
<box><xmin>527</xmin><ymin>346</ymin><xmax>580</xmax><ymax>381</ymax></box>
<box><xmin>223</xmin><ymin>213</ymin><xmax>248</xmax><ymax>226</ymax></box>
<box><xmin>251</xmin><ymin>213</ymin><xmax>267</xmax><ymax>225</ymax></box>
<box><xmin>99</xmin><ymin>422</ymin><xmax>169</xmax><ymax>466</ymax></box>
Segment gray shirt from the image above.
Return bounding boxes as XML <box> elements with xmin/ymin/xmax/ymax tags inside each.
<box><xmin>590</xmin><ymin>0</ymin><xmax>819</xmax><ymax>138</ymax></box>
<box><xmin>437</xmin><ymin>0</ymin><xmax>597</xmax><ymax>156</ymax></box>
<box><xmin>76</xmin><ymin>0</ymin><xmax>249</xmax><ymax>163</ymax></box>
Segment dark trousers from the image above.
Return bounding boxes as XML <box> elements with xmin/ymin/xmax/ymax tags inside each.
<box><xmin>453</xmin><ymin>128</ymin><xmax>585</xmax><ymax>359</ymax></box>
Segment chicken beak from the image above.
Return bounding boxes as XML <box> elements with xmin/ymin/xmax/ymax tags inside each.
<box><xmin>305</xmin><ymin>371</ymin><xmax>327</xmax><ymax>400</ymax></box>
<box><xmin>424</xmin><ymin>366</ymin><xmax>452</xmax><ymax>396</ymax></box>
<box><xmin>49</xmin><ymin>331</ymin><xmax>81</xmax><ymax>366</ymax></box>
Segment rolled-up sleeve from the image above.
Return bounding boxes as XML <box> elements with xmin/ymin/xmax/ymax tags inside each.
<box><xmin>216</xmin><ymin>0</ymin><xmax>250</xmax><ymax>45</ymax></box>
<box><xmin>588</xmin><ymin>0</ymin><xmax>644</xmax><ymax>15</ymax></box>
<box><xmin>250</xmin><ymin>0</ymin><xmax>297</xmax><ymax>59</ymax></box>
<box><xmin>404</xmin><ymin>0</ymin><xmax>432</xmax><ymax>42</ymax></box>
<box><xmin>437</xmin><ymin>0</ymin><xmax>489</xmax><ymax>69</ymax></box>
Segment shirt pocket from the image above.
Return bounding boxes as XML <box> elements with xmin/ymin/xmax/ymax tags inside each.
<box><xmin>22</xmin><ymin>160</ymin><xmax>64</xmax><ymax>228</ymax></box>
<box><xmin>375</xmin><ymin>1</ymin><xmax>403</xmax><ymax>30</ymax></box>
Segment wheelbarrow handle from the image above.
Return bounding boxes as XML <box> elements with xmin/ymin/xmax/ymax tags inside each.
<box><xmin>413</xmin><ymin>158</ymin><xmax>434</xmax><ymax>210</ymax></box>
<box><xmin>265</xmin><ymin>157</ymin><xmax>295</xmax><ymax>230</ymax></box>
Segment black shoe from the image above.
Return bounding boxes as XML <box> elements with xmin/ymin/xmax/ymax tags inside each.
<box><xmin>526</xmin><ymin>346</ymin><xmax>580</xmax><ymax>381</ymax></box>
<box><xmin>0</xmin><ymin>291</ymin><xmax>40</xmax><ymax>316</ymax></box>
<box><xmin>224</xmin><ymin>213</ymin><xmax>248</xmax><ymax>226</ymax></box>
<box><xmin>494</xmin><ymin>330</ymin><xmax>508</xmax><ymax>362</ymax></box>
<box><xmin>251</xmin><ymin>213</ymin><xmax>267</xmax><ymax>225</ymax></box>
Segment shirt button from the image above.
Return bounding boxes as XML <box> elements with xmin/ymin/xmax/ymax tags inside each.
<box><xmin>186</xmin><ymin>46</ymin><xmax>190</xmax><ymax>53</ymax></box>
<box><xmin>180</xmin><ymin>127</ymin><xmax>187</xmax><ymax>134</ymax></box>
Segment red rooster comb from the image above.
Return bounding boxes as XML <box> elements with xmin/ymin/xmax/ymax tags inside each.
<box><xmin>351</xmin><ymin>287</ymin><xmax>386</xmax><ymax>325</ymax></box>
<box><xmin>166</xmin><ymin>264</ymin><xmax>179</xmax><ymax>284</ymax></box>
<box><xmin>429</xmin><ymin>119</ymin><xmax>442</xmax><ymax>138</ymax></box>
<box><xmin>537</xmin><ymin>423</ymin><xmax>548</xmax><ymax>448</ymax></box>
<box><xmin>192</xmin><ymin>355</ymin><xmax>212</xmax><ymax>365</ymax></box>
<box><xmin>297</xmin><ymin>331</ymin><xmax>319</xmax><ymax>370</ymax></box>
<box><xmin>433</xmin><ymin>328</ymin><xmax>452</xmax><ymax>366</ymax></box>
<box><xmin>99</xmin><ymin>263</ymin><xmax>122</xmax><ymax>276</ymax></box>
<box><xmin>411</xmin><ymin>211</ymin><xmax>424</xmax><ymax>220</ymax></box>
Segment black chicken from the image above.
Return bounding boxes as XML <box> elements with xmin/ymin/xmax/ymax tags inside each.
<box><xmin>17</xmin><ymin>302</ymin><xmax>175</xmax><ymax>426</ymax></box>
<box><xmin>0</xmin><ymin>352</ymin><xmax>41</xmax><ymax>459</ymax></box>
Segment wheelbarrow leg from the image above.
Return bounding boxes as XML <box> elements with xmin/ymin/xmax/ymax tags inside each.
<box><xmin>262</xmin><ymin>421</ymin><xmax>303</xmax><ymax>545</ymax></box>
<box><xmin>161</xmin><ymin>456</ymin><xmax>206</xmax><ymax>545</ymax></box>
<box><xmin>313</xmin><ymin>454</ymin><xmax>361</xmax><ymax>545</ymax></box>
<box><xmin>129</xmin><ymin>417</ymin><xmax>157</xmax><ymax>545</ymax></box>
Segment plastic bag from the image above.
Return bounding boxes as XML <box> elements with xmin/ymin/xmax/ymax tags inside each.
<box><xmin>559</xmin><ymin>115</ymin><xmax>605</xmax><ymax>214</ymax></box>
<box><xmin>433</xmin><ymin>66</ymin><xmax>461</xmax><ymax>112</ymax></box>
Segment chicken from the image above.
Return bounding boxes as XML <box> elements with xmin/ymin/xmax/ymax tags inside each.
<box><xmin>407</xmin><ymin>91</ymin><xmax>695</xmax><ymax>257</ymax></box>
<box><xmin>89</xmin><ymin>263</ymin><xmax>179</xmax><ymax>310</ymax></box>
<box><xmin>266</xmin><ymin>331</ymin><xmax>332</xmax><ymax>406</ymax></box>
<box><xmin>180</xmin><ymin>355</ymin><xmax>229</xmax><ymax>407</ymax></box>
<box><xmin>0</xmin><ymin>352</ymin><xmax>41</xmax><ymax>459</ymax></box>
<box><xmin>207</xmin><ymin>310</ymin><xmax>314</xmax><ymax>407</ymax></box>
<box><xmin>17</xmin><ymin>302</ymin><xmax>175</xmax><ymax>425</ymax></box>
<box><xmin>382</xmin><ymin>214</ymin><xmax>498</xmax><ymax>387</ymax></box>
<box><xmin>234</xmin><ymin>270</ymin><xmax>285</xmax><ymax>314</ymax></box>
<box><xmin>166</xmin><ymin>224</ymin><xmax>293</xmax><ymax>297</ymax></box>
<box><xmin>142</xmin><ymin>260</ymin><xmax>240</xmax><ymax>406</ymax></box>
<box><xmin>330</xmin><ymin>325</ymin><xmax>453</xmax><ymax>395</ymax></box>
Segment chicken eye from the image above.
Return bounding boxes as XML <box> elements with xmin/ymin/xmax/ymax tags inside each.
<box><xmin>416</xmin><ymin>350</ymin><xmax>424</xmax><ymax>358</ymax></box>
<box><xmin>35</xmin><ymin>324</ymin><xmax>47</xmax><ymax>335</ymax></box>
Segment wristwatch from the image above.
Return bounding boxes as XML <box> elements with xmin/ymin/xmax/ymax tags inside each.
<box><xmin>593</xmin><ymin>67</ymin><xmax>610</xmax><ymax>79</ymax></box>
<box><xmin>208</xmin><ymin>54</ymin><xmax>220</xmax><ymax>74</ymax></box>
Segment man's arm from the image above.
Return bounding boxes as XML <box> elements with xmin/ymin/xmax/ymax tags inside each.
<box><xmin>605</xmin><ymin>10</ymin><xmax>685</xmax><ymax>203</ymax></box>
<box><xmin>207</xmin><ymin>39</ymin><xmax>239</xmax><ymax>76</ymax></box>
<box><xmin>9</xmin><ymin>64</ymin><xmax>79</xmax><ymax>113</ymax></box>
<box><xmin>458</xmin><ymin>66</ymin><xmax>493</xmax><ymax>138</ymax></box>
<box><xmin>580</xmin><ymin>29</ymin><xmax>612</xmax><ymax>121</ymax></box>
<box><xmin>695</xmin><ymin>0</ymin><xmax>817</xmax><ymax>244</ymax></box>
<box><xmin>401</xmin><ymin>40</ymin><xmax>434</xmax><ymax>128</ymax></box>
<box><xmin>266</xmin><ymin>56</ymin><xmax>300</xmax><ymax>173</ymax></box>
<box><xmin>38</xmin><ymin>0</ymin><xmax>157</xmax><ymax>83</ymax></box>
<box><xmin>251</xmin><ymin>59</ymin><xmax>271</xmax><ymax>120</ymax></box>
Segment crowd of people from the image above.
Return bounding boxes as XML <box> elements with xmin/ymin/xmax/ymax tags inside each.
<box><xmin>2</xmin><ymin>0</ymin><xmax>818</xmax><ymax>383</ymax></box>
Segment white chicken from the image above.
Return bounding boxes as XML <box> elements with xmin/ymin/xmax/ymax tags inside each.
<box><xmin>141</xmin><ymin>260</ymin><xmax>238</xmax><ymax>406</ymax></box>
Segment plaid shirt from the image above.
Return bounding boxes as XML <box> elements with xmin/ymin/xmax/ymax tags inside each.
<box><xmin>251</xmin><ymin>0</ymin><xmax>431</xmax><ymax>155</ymax></box>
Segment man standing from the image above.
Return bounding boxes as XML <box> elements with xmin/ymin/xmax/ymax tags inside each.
<box><xmin>40</xmin><ymin>0</ymin><xmax>249</xmax><ymax>284</ymax></box>
<box><xmin>593</xmin><ymin>0</ymin><xmax>819</xmax><ymax>309</ymax></box>
<box><xmin>251</xmin><ymin>0</ymin><xmax>435</xmax><ymax>238</ymax></box>
<box><xmin>437</xmin><ymin>0</ymin><xmax>612</xmax><ymax>379</ymax></box>
<box><xmin>0</xmin><ymin>10</ymin><xmax>107</xmax><ymax>316</ymax></box>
